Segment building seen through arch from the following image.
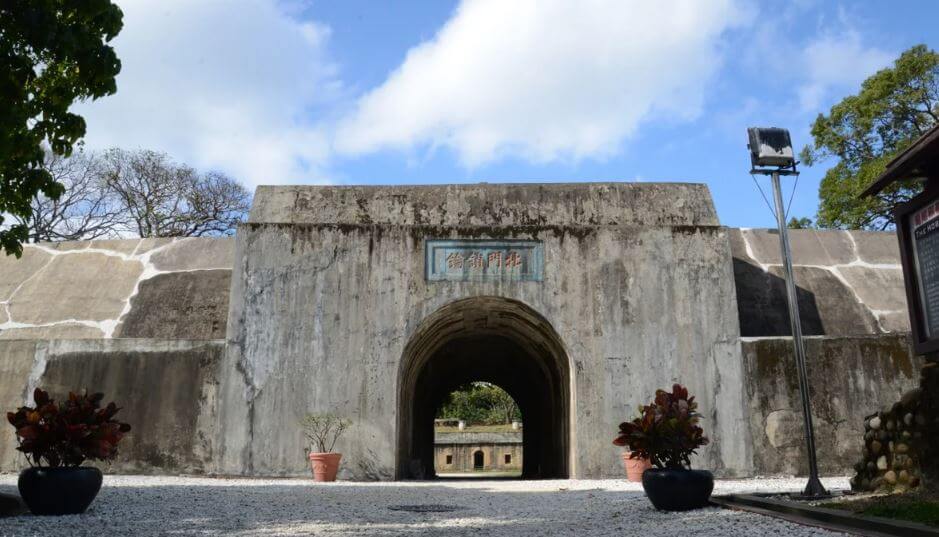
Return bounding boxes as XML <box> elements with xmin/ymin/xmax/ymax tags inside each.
<box><xmin>433</xmin><ymin>384</ymin><xmax>524</xmax><ymax>476</ymax></box>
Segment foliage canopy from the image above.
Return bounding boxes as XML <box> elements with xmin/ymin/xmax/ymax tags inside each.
<box><xmin>436</xmin><ymin>382</ymin><xmax>521</xmax><ymax>425</ymax></box>
<box><xmin>801</xmin><ymin>45</ymin><xmax>938</xmax><ymax>230</ymax></box>
<box><xmin>1</xmin><ymin>0</ymin><xmax>123</xmax><ymax>256</ymax></box>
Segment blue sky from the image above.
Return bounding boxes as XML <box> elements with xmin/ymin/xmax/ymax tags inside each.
<box><xmin>76</xmin><ymin>0</ymin><xmax>939</xmax><ymax>228</ymax></box>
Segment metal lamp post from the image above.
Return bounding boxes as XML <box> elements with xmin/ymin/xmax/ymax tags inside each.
<box><xmin>747</xmin><ymin>127</ymin><xmax>828</xmax><ymax>498</ymax></box>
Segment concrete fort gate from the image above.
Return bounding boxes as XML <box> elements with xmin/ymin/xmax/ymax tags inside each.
<box><xmin>216</xmin><ymin>182</ymin><xmax>751</xmax><ymax>480</ymax></box>
<box><xmin>397</xmin><ymin>296</ymin><xmax>570</xmax><ymax>479</ymax></box>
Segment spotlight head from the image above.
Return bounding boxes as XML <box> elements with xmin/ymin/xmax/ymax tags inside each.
<box><xmin>747</xmin><ymin>127</ymin><xmax>795</xmax><ymax>169</ymax></box>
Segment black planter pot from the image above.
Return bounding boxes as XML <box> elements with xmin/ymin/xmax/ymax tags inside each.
<box><xmin>18</xmin><ymin>467</ymin><xmax>103</xmax><ymax>516</ymax></box>
<box><xmin>641</xmin><ymin>468</ymin><xmax>714</xmax><ymax>511</ymax></box>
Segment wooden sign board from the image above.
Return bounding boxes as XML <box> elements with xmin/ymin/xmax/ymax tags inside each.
<box><xmin>896</xmin><ymin>187</ymin><xmax>939</xmax><ymax>354</ymax></box>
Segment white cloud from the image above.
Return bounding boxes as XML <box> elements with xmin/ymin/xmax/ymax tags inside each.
<box><xmin>798</xmin><ymin>31</ymin><xmax>893</xmax><ymax>112</ymax></box>
<box><xmin>76</xmin><ymin>0</ymin><xmax>339</xmax><ymax>188</ymax></box>
<box><xmin>334</xmin><ymin>0</ymin><xmax>748</xmax><ymax>167</ymax></box>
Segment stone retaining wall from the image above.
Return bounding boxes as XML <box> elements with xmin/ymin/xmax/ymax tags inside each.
<box><xmin>0</xmin><ymin>339</ymin><xmax>222</xmax><ymax>474</ymax></box>
<box><xmin>0</xmin><ymin>238</ymin><xmax>233</xmax><ymax>340</ymax></box>
<box><xmin>742</xmin><ymin>335</ymin><xmax>923</xmax><ymax>476</ymax></box>
<box><xmin>730</xmin><ymin>228</ymin><xmax>908</xmax><ymax>336</ymax></box>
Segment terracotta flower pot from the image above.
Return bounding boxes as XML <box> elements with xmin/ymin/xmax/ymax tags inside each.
<box><xmin>308</xmin><ymin>452</ymin><xmax>342</xmax><ymax>481</ymax></box>
<box><xmin>622</xmin><ymin>452</ymin><xmax>652</xmax><ymax>482</ymax></box>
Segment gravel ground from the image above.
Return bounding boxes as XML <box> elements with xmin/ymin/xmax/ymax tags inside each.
<box><xmin>0</xmin><ymin>475</ymin><xmax>850</xmax><ymax>536</ymax></box>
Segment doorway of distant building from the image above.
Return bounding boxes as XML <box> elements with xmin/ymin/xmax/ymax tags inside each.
<box><xmin>473</xmin><ymin>450</ymin><xmax>484</xmax><ymax>470</ymax></box>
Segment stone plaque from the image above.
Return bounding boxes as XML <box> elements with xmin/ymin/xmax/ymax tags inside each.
<box><xmin>425</xmin><ymin>240</ymin><xmax>543</xmax><ymax>281</ymax></box>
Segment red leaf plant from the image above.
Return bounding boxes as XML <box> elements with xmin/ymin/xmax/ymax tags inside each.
<box><xmin>613</xmin><ymin>384</ymin><xmax>709</xmax><ymax>470</ymax></box>
<box><xmin>6</xmin><ymin>388</ymin><xmax>131</xmax><ymax>468</ymax></box>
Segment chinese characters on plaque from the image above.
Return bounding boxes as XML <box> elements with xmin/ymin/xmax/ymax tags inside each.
<box><xmin>912</xmin><ymin>199</ymin><xmax>939</xmax><ymax>338</ymax></box>
<box><xmin>425</xmin><ymin>240</ymin><xmax>543</xmax><ymax>281</ymax></box>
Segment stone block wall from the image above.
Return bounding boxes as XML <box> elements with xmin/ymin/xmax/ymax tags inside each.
<box><xmin>434</xmin><ymin>432</ymin><xmax>522</xmax><ymax>473</ymax></box>
<box><xmin>0</xmin><ymin>184</ymin><xmax>925</xmax><ymax>480</ymax></box>
<box><xmin>730</xmin><ymin>228</ymin><xmax>908</xmax><ymax>336</ymax></box>
<box><xmin>0</xmin><ymin>339</ymin><xmax>222</xmax><ymax>474</ymax></box>
<box><xmin>0</xmin><ymin>238</ymin><xmax>233</xmax><ymax>340</ymax></box>
<box><xmin>742</xmin><ymin>335</ymin><xmax>923</xmax><ymax>476</ymax></box>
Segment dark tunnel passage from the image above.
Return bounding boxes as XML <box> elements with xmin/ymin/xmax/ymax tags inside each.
<box><xmin>397</xmin><ymin>297</ymin><xmax>571</xmax><ymax>479</ymax></box>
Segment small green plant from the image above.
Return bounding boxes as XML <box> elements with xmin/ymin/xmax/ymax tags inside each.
<box><xmin>300</xmin><ymin>413</ymin><xmax>351</xmax><ymax>453</ymax></box>
<box><xmin>7</xmin><ymin>388</ymin><xmax>131</xmax><ymax>468</ymax></box>
<box><xmin>613</xmin><ymin>384</ymin><xmax>708</xmax><ymax>469</ymax></box>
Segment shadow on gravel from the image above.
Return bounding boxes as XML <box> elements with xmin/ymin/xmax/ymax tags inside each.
<box><xmin>0</xmin><ymin>480</ymin><xmax>840</xmax><ymax>536</ymax></box>
<box><xmin>0</xmin><ymin>481</ymin><xmax>744</xmax><ymax>536</ymax></box>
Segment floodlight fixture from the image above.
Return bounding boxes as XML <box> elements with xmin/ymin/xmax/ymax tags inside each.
<box><xmin>747</xmin><ymin>127</ymin><xmax>797</xmax><ymax>172</ymax></box>
<box><xmin>744</xmin><ymin>126</ymin><xmax>827</xmax><ymax>498</ymax></box>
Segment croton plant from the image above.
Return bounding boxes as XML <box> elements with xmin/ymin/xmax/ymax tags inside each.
<box><xmin>613</xmin><ymin>384</ymin><xmax>709</xmax><ymax>470</ymax></box>
<box><xmin>7</xmin><ymin>388</ymin><xmax>131</xmax><ymax>467</ymax></box>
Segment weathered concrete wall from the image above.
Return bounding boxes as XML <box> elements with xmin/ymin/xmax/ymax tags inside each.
<box><xmin>0</xmin><ymin>238</ymin><xmax>233</xmax><ymax>340</ymax></box>
<box><xmin>219</xmin><ymin>183</ymin><xmax>751</xmax><ymax>480</ymax></box>
<box><xmin>730</xmin><ymin>228</ymin><xmax>908</xmax><ymax>336</ymax></box>
<box><xmin>742</xmin><ymin>335</ymin><xmax>923</xmax><ymax>476</ymax></box>
<box><xmin>248</xmin><ymin>183</ymin><xmax>719</xmax><ymax>227</ymax></box>
<box><xmin>0</xmin><ymin>339</ymin><xmax>222</xmax><ymax>474</ymax></box>
<box><xmin>0</xmin><ymin>184</ymin><xmax>920</xmax><ymax>481</ymax></box>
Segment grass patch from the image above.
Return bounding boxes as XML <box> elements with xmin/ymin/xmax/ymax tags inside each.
<box><xmin>435</xmin><ymin>424</ymin><xmax>518</xmax><ymax>433</ymax></box>
<box><xmin>862</xmin><ymin>501</ymin><xmax>939</xmax><ymax>526</ymax></box>
<box><xmin>826</xmin><ymin>492</ymin><xmax>939</xmax><ymax>527</ymax></box>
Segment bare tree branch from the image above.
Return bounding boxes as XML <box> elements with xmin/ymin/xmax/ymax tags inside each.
<box><xmin>13</xmin><ymin>149</ymin><xmax>125</xmax><ymax>242</ymax></box>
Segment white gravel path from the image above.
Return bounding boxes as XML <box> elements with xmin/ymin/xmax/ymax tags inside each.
<box><xmin>0</xmin><ymin>475</ymin><xmax>851</xmax><ymax>536</ymax></box>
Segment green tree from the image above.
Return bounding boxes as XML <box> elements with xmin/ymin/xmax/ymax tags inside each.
<box><xmin>801</xmin><ymin>45</ymin><xmax>938</xmax><ymax>230</ymax></box>
<box><xmin>437</xmin><ymin>382</ymin><xmax>521</xmax><ymax>425</ymax></box>
<box><xmin>787</xmin><ymin>216</ymin><xmax>815</xmax><ymax>229</ymax></box>
<box><xmin>1</xmin><ymin>1</ymin><xmax>124</xmax><ymax>257</ymax></box>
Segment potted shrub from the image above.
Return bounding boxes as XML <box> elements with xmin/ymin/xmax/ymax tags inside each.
<box><xmin>613</xmin><ymin>384</ymin><xmax>712</xmax><ymax>511</ymax></box>
<box><xmin>300</xmin><ymin>413</ymin><xmax>350</xmax><ymax>482</ymax></box>
<box><xmin>7</xmin><ymin>388</ymin><xmax>131</xmax><ymax>515</ymax></box>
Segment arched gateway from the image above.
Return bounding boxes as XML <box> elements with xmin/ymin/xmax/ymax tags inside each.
<box><xmin>397</xmin><ymin>297</ymin><xmax>572</xmax><ymax>479</ymax></box>
<box><xmin>215</xmin><ymin>183</ymin><xmax>752</xmax><ymax>480</ymax></box>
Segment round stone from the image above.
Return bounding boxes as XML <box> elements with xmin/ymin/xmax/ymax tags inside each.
<box><xmin>899</xmin><ymin>470</ymin><xmax>910</xmax><ymax>483</ymax></box>
<box><xmin>870</xmin><ymin>440</ymin><xmax>881</xmax><ymax>454</ymax></box>
<box><xmin>869</xmin><ymin>416</ymin><xmax>882</xmax><ymax>430</ymax></box>
<box><xmin>896</xmin><ymin>443</ymin><xmax>909</xmax><ymax>454</ymax></box>
<box><xmin>886</xmin><ymin>420</ymin><xmax>895</xmax><ymax>431</ymax></box>
<box><xmin>884</xmin><ymin>470</ymin><xmax>897</xmax><ymax>484</ymax></box>
<box><xmin>877</xmin><ymin>455</ymin><xmax>888</xmax><ymax>470</ymax></box>
<box><xmin>901</xmin><ymin>388</ymin><xmax>922</xmax><ymax>409</ymax></box>
<box><xmin>904</xmin><ymin>413</ymin><xmax>914</xmax><ymax>426</ymax></box>
<box><xmin>867</xmin><ymin>461</ymin><xmax>876</xmax><ymax>472</ymax></box>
